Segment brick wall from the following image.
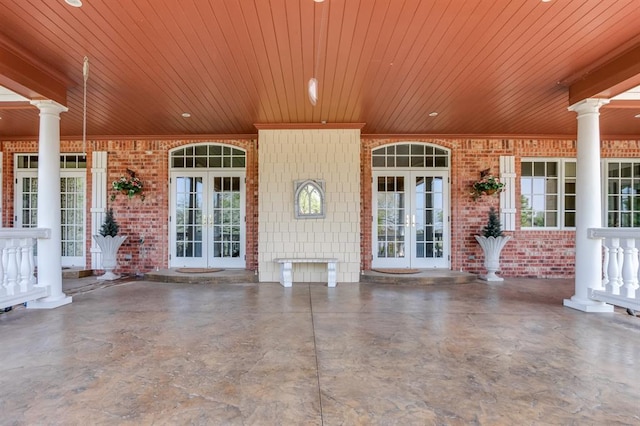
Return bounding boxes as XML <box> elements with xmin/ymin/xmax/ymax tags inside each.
<box><xmin>3</xmin><ymin>135</ymin><xmax>640</xmax><ymax>279</ymax></box>
<box><xmin>1</xmin><ymin>138</ymin><xmax>258</xmax><ymax>275</ymax></box>
<box><xmin>362</xmin><ymin>137</ymin><xmax>640</xmax><ymax>278</ymax></box>
<box><xmin>105</xmin><ymin>138</ymin><xmax>259</xmax><ymax>274</ymax></box>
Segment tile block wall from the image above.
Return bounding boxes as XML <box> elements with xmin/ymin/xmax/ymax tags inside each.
<box><xmin>258</xmin><ymin>129</ymin><xmax>361</xmax><ymax>283</ymax></box>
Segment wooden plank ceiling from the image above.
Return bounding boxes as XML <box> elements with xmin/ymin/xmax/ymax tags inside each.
<box><xmin>0</xmin><ymin>0</ymin><xmax>640</xmax><ymax>139</ymax></box>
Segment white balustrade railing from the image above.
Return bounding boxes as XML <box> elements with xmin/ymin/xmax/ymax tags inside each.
<box><xmin>588</xmin><ymin>228</ymin><xmax>640</xmax><ymax>312</ymax></box>
<box><xmin>0</xmin><ymin>228</ymin><xmax>51</xmax><ymax>311</ymax></box>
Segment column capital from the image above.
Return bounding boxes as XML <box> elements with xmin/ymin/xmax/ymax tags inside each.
<box><xmin>29</xmin><ymin>99</ymin><xmax>68</xmax><ymax>114</ymax></box>
<box><xmin>568</xmin><ymin>98</ymin><xmax>610</xmax><ymax>115</ymax></box>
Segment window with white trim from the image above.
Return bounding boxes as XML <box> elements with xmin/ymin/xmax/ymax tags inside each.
<box><xmin>15</xmin><ymin>154</ymin><xmax>87</xmax><ymax>266</ymax></box>
<box><xmin>606</xmin><ymin>161</ymin><xmax>640</xmax><ymax>227</ymax></box>
<box><xmin>294</xmin><ymin>180</ymin><xmax>325</xmax><ymax>219</ymax></box>
<box><xmin>520</xmin><ymin>159</ymin><xmax>575</xmax><ymax>229</ymax></box>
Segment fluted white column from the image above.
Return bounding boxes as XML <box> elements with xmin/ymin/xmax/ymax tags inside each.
<box><xmin>27</xmin><ymin>100</ymin><xmax>72</xmax><ymax>309</ymax></box>
<box><xmin>564</xmin><ymin>98</ymin><xmax>612</xmax><ymax>312</ymax></box>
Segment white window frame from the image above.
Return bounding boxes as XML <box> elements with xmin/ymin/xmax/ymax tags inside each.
<box><xmin>14</xmin><ymin>153</ymin><xmax>88</xmax><ymax>267</ymax></box>
<box><xmin>603</xmin><ymin>159</ymin><xmax>640</xmax><ymax>228</ymax></box>
<box><xmin>520</xmin><ymin>158</ymin><xmax>576</xmax><ymax>230</ymax></box>
<box><xmin>294</xmin><ymin>179</ymin><xmax>326</xmax><ymax>219</ymax></box>
<box><xmin>169</xmin><ymin>143</ymin><xmax>247</xmax><ymax>268</ymax></box>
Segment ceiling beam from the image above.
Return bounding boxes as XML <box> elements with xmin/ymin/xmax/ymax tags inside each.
<box><xmin>569</xmin><ymin>43</ymin><xmax>640</xmax><ymax>106</ymax></box>
<box><xmin>0</xmin><ymin>101</ymin><xmax>34</xmax><ymax>110</ymax></box>
<box><xmin>0</xmin><ymin>36</ymin><xmax>69</xmax><ymax>106</ymax></box>
<box><xmin>603</xmin><ymin>99</ymin><xmax>640</xmax><ymax>109</ymax></box>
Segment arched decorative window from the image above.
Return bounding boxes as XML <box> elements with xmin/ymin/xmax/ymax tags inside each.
<box><xmin>372</xmin><ymin>143</ymin><xmax>449</xmax><ymax>168</ymax></box>
<box><xmin>294</xmin><ymin>179</ymin><xmax>325</xmax><ymax>219</ymax></box>
<box><xmin>171</xmin><ymin>144</ymin><xmax>246</xmax><ymax>169</ymax></box>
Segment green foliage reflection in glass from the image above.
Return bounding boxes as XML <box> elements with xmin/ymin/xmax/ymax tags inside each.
<box><xmin>298</xmin><ymin>183</ymin><xmax>322</xmax><ymax>215</ymax></box>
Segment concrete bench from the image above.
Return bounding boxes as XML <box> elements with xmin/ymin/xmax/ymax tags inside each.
<box><xmin>273</xmin><ymin>258</ymin><xmax>338</xmax><ymax>288</ymax></box>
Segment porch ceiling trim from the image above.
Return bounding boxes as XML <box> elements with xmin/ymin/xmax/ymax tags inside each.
<box><xmin>254</xmin><ymin>123</ymin><xmax>366</xmax><ymax>130</ymax></box>
<box><xmin>0</xmin><ymin>36</ymin><xmax>69</xmax><ymax>106</ymax></box>
<box><xmin>569</xmin><ymin>43</ymin><xmax>640</xmax><ymax>106</ymax></box>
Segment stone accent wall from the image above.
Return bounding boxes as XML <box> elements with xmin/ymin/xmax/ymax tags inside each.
<box><xmin>258</xmin><ymin>129</ymin><xmax>361</xmax><ymax>283</ymax></box>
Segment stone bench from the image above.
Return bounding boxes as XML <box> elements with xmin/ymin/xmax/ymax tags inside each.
<box><xmin>273</xmin><ymin>258</ymin><xmax>338</xmax><ymax>288</ymax></box>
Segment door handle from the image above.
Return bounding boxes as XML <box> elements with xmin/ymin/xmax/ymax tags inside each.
<box><xmin>405</xmin><ymin>214</ymin><xmax>409</xmax><ymax>227</ymax></box>
<box><xmin>412</xmin><ymin>214</ymin><xmax>416</xmax><ymax>227</ymax></box>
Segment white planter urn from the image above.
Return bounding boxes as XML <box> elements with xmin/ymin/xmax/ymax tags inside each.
<box><xmin>93</xmin><ymin>235</ymin><xmax>127</xmax><ymax>280</ymax></box>
<box><xmin>475</xmin><ymin>235</ymin><xmax>511</xmax><ymax>281</ymax></box>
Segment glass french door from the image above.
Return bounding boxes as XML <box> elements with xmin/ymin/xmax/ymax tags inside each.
<box><xmin>170</xmin><ymin>171</ymin><xmax>245</xmax><ymax>268</ymax></box>
<box><xmin>16</xmin><ymin>171</ymin><xmax>86</xmax><ymax>267</ymax></box>
<box><xmin>372</xmin><ymin>171</ymin><xmax>449</xmax><ymax>268</ymax></box>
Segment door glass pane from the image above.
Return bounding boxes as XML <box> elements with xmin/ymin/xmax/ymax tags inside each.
<box><xmin>21</xmin><ymin>177</ymin><xmax>38</xmax><ymax>228</ymax></box>
<box><xmin>376</xmin><ymin>176</ymin><xmax>406</xmax><ymax>259</ymax></box>
<box><xmin>211</xmin><ymin>177</ymin><xmax>241</xmax><ymax>259</ymax></box>
<box><xmin>19</xmin><ymin>175</ymin><xmax>85</xmax><ymax>259</ymax></box>
<box><xmin>60</xmin><ymin>177</ymin><xmax>85</xmax><ymax>256</ymax></box>
<box><xmin>175</xmin><ymin>176</ymin><xmax>204</xmax><ymax>258</ymax></box>
<box><xmin>416</xmin><ymin>175</ymin><xmax>444</xmax><ymax>259</ymax></box>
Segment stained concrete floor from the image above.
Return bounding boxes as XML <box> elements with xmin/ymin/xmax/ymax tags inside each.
<box><xmin>1</xmin><ymin>277</ymin><xmax>639</xmax><ymax>425</ymax></box>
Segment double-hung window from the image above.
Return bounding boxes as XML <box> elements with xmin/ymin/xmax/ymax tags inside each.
<box><xmin>520</xmin><ymin>159</ymin><xmax>576</xmax><ymax>229</ymax></box>
<box><xmin>606</xmin><ymin>161</ymin><xmax>640</xmax><ymax>227</ymax></box>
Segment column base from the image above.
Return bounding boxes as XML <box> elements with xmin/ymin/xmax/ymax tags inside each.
<box><xmin>27</xmin><ymin>295</ymin><xmax>72</xmax><ymax>309</ymax></box>
<box><xmin>479</xmin><ymin>273</ymin><xmax>504</xmax><ymax>282</ymax></box>
<box><xmin>97</xmin><ymin>271</ymin><xmax>121</xmax><ymax>281</ymax></box>
<box><xmin>563</xmin><ymin>296</ymin><xmax>613</xmax><ymax>313</ymax></box>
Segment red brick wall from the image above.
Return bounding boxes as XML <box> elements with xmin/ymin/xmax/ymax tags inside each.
<box><xmin>362</xmin><ymin>137</ymin><xmax>640</xmax><ymax>279</ymax></box>
<box><xmin>1</xmin><ymin>138</ymin><xmax>258</xmax><ymax>275</ymax></box>
<box><xmin>3</xmin><ymin>136</ymin><xmax>640</xmax><ymax>278</ymax></box>
<box><xmin>104</xmin><ymin>138</ymin><xmax>259</xmax><ymax>274</ymax></box>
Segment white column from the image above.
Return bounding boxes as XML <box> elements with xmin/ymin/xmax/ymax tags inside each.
<box><xmin>564</xmin><ymin>98</ymin><xmax>612</xmax><ymax>312</ymax></box>
<box><xmin>27</xmin><ymin>100</ymin><xmax>72</xmax><ymax>309</ymax></box>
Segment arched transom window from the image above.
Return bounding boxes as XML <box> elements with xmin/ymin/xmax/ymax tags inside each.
<box><xmin>372</xmin><ymin>143</ymin><xmax>449</xmax><ymax>168</ymax></box>
<box><xmin>171</xmin><ymin>144</ymin><xmax>246</xmax><ymax>169</ymax></box>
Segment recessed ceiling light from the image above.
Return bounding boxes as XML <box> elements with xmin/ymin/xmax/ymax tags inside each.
<box><xmin>65</xmin><ymin>0</ymin><xmax>82</xmax><ymax>7</ymax></box>
<box><xmin>635</xmin><ymin>114</ymin><xmax>640</xmax><ymax>118</ymax></box>
<box><xmin>541</xmin><ymin>0</ymin><xmax>552</xmax><ymax>3</ymax></box>
<box><xmin>429</xmin><ymin>112</ymin><xmax>438</xmax><ymax>117</ymax></box>
<box><xmin>181</xmin><ymin>112</ymin><xmax>191</xmax><ymax>118</ymax></box>
<box><xmin>314</xmin><ymin>0</ymin><xmax>325</xmax><ymax>2</ymax></box>
<box><xmin>308</xmin><ymin>78</ymin><xmax>318</xmax><ymax>106</ymax></box>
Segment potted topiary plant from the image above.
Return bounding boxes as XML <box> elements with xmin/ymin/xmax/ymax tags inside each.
<box><xmin>474</xmin><ymin>207</ymin><xmax>511</xmax><ymax>281</ymax></box>
<box><xmin>93</xmin><ymin>208</ymin><xmax>127</xmax><ymax>280</ymax></box>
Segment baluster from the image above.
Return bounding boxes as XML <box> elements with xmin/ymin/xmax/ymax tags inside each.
<box><xmin>29</xmin><ymin>238</ymin><xmax>37</xmax><ymax>285</ymax></box>
<box><xmin>636</xmin><ymin>239</ymin><xmax>640</xmax><ymax>291</ymax></box>
<box><xmin>606</xmin><ymin>237</ymin><xmax>622</xmax><ymax>295</ymax></box>
<box><xmin>621</xmin><ymin>238</ymin><xmax>639</xmax><ymax>299</ymax></box>
<box><xmin>5</xmin><ymin>241</ymin><xmax>19</xmax><ymax>296</ymax></box>
<box><xmin>602</xmin><ymin>239</ymin><xmax>609</xmax><ymax>288</ymax></box>
<box><xmin>19</xmin><ymin>240</ymin><xmax>32</xmax><ymax>292</ymax></box>
<box><xmin>0</xmin><ymin>242</ymin><xmax>6</xmax><ymax>297</ymax></box>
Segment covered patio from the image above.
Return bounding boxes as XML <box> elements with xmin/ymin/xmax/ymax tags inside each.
<box><xmin>1</xmin><ymin>276</ymin><xmax>638</xmax><ymax>424</ymax></box>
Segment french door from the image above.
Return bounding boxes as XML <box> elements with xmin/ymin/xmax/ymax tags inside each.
<box><xmin>170</xmin><ymin>171</ymin><xmax>245</xmax><ymax>268</ymax></box>
<box><xmin>15</xmin><ymin>170</ymin><xmax>86</xmax><ymax>267</ymax></box>
<box><xmin>372</xmin><ymin>171</ymin><xmax>449</xmax><ymax>268</ymax></box>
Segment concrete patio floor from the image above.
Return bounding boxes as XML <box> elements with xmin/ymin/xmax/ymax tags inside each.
<box><xmin>1</xmin><ymin>276</ymin><xmax>639</xmax><ymax>425</ymax></box>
